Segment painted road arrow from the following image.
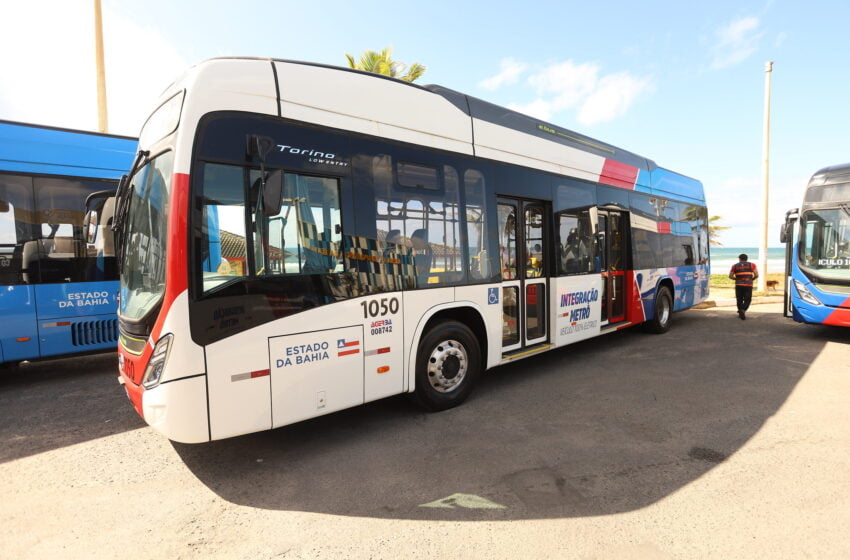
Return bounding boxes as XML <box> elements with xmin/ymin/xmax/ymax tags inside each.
<box><xmin>419</xmin><ymin>493</ymin><xmax>506</xmax><ymax>509</ymax></box>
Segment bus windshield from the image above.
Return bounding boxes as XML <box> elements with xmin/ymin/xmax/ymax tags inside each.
<box><xmin>799</xmin><ymin>206</ymin><xmax>850</xmax><ymax>283</ymax></box>
<box><xmin>119</xmin><ymin>152</ymin><xmax>174</xmax><ymax>320</ymax></box>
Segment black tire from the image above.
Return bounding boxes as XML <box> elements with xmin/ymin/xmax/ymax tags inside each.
<box><xmin>413</xmin><ymin>320</ymin><xmax>481</xmax><ymax>411</ymax></box>
<box><xmin>644</xmin><ymin>285</ymin><xmax>673</xmax><ymax>334</ymax></box>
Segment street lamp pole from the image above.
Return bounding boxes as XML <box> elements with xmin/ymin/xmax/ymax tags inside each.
<box><xmin>94</xmin><ymin>0</ymin><xmax>108</xmax><ymax>133</ymax></box>
<box><xmin>758</xmin><ymin>61</ymin><xmax>773</xmax><ymax>293</ymax></box>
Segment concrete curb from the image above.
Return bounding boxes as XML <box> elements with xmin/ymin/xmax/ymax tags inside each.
<box><xmin>694</xmin><ymin>295</ymin><xmax>785</xmax><ymax>309</ymax></box>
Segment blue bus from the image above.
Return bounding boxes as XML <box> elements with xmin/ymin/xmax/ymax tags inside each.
<box><xmin>0</xmin><ymin>120</ymin><xmax>136</xmax><ymax>366</ymax></box>
<box><xmin>781</xmin><ymin>163</ymin><xmax>850</xmax><ymax>326</ymax></box>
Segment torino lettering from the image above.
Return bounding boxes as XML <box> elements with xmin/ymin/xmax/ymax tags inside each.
<box><xmin>560</xmin><ymin>289</ymin><xmax>599</xmax><ymax>307</ymax></box>
<box><xmin>277</xmin><ymin>144</ymin><xmax>336</xmax><ymax>159</ymax></box>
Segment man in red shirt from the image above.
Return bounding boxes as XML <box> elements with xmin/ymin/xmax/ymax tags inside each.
<box><xmin>728</xmin><ymin>253</ymin><xmax>759</xmax><ymax>320</ymax></box>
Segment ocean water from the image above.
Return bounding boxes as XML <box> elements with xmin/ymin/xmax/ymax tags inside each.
<box><xmin>710</xmin><ymin>247</ymin><xmax>785</xmax><ymax>274</ymax></box>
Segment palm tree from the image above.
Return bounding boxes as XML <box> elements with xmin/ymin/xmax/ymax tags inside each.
<box><xmin>345</xmin><ymin>46</ymin><xmax>426</xmax><ymax>83</ymax></box>
<box><xmin>708</xmin><ymin>215</ymin><xmax>730</xmax><ymax>247</ymax></box>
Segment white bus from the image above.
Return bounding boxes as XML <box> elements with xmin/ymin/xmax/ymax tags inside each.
<box><xmin>115</xmin><ymin>58</ymin><xmax>709</xmax><ymax>443</ymax></box>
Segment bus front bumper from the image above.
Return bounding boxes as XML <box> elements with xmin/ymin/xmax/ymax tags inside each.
<box><xmin>118</xmin><ymin>368</ymin><xmax>211</xmax><ymax>443</ymax></box>
<box><xmin>793</xmin><ymin>302</ymin><xmax>850</xmax><ymax>327</ymax></box>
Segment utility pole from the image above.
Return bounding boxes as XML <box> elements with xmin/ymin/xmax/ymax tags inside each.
<box><xmin>94</xmin><ymin>0</ymin><xmax>108</xmax><ymax>133</ymax></box>
<box><xmin>758</xmin><ymin>61</ymin><xmax>773</xmax><ymax>293</ymax></box>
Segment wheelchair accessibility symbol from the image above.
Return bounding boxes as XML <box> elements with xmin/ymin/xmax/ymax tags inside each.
<box><xmin>488</xmin><ymin>287</ymin><xmax>499</xmax><ymax>305</ymax></box>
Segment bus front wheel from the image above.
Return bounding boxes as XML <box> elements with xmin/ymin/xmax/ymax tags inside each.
<box><xmin>644</xmin><ymin>286</ymin><xmax>673</xmax><ymax>334</ymax></box>
<box><xmin>413</xmin><ymin>320</ymin><xmax>480</xmax><ymax>411</ymax></box>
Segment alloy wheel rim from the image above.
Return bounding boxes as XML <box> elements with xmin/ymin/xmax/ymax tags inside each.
<box><xmin>660</xmin><ymin>296</ymin><xmax>670</xmax><ymax>325</ymax></box>
<box><xmin>426</xmin><ymin>339</ymin><xmax>468</xmax><ymax>393</ymax></box>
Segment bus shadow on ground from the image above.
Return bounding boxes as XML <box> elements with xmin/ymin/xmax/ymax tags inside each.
<box><xmin>173</xmin><ymin>309</ymin><xmax>848</xmax><ymax>521</ymax></box>
<box><xmin>0</xmin><ymin>352</ymin><xmax>145</xmax><ymax>463</ymax></box>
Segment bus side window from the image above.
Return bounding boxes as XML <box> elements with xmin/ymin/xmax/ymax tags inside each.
<box><xmin>373</xmin><ymin>157</ymin><xmax>464</xmax><ymax>288</ymax></box>
<box><xmin>558</xmin><ymin>209</ymin><xmax>594</xmax><ymax>275</ymax></box>
<box><xmin>198</xmin><ymin>163</ymin><xmax>249</xmax><ymax>291</ymax></box>
<box><xmin>465</xmin><ymin>169</ymin><xmax>495</xmax><ymax>282</ymax></box>
<box><xmin>255</xmin><ymin>172</ymin><xmax>343</xmax><ymax>277</ymax></box>
<box><xmin>33</xmin><ymin>177</ymin><xmax>114</xmax><ymax>283</ymax></box>
<box><xmin>0</xmin><ymin>173</ymin><xmax>38</xmax><ymax>285</ymax></box>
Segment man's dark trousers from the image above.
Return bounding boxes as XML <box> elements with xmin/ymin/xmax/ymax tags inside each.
<box><xmin>735</xmin><ymin>285</ymin><xmax>753</xmax><ymax>312</ymax></box>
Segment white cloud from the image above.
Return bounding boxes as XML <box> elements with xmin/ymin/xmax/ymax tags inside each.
<box><xmin>577</xmin><ymin>72</ymin><xmax>653</xmax><ymax>125</ymax></box>
<box><xmin>0</xmin><ymin>1</ymin><xmax>188</xmax><ymax>136</ymax></box>
<box><xmin>501</xmin><ymin>59</ymin><xmax>652</xmax><ymax>125</ymax></box>
<box><xmin>710</xmin><ymin>16</ymin><xmax>764</xmax><ymax>69</ymax></box>
<box><xmin>528</xmin><ymin>60</ymin><xmax>598</xmax><ymax>111</ymax></box>
<box><xmin>478</xmin><ymin>58</ymin><xmax>528</xmax><ymax>91</ymax></box>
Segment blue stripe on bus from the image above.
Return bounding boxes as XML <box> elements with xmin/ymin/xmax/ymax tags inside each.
<box><xmin>635</xmin><ymin>169</ymin><xmax>653</xmax><ymax>194</ymax></box>
<box><xmin>649</xmin><ymin>167</ymin><xmax>705</xmax><ymax>202</ymax></box>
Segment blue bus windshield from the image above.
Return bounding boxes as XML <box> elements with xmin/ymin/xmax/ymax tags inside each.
<box><xmin>799</xmin><ymin>206</ymin><xmax>850</xmax><ymax>283</ymax></box>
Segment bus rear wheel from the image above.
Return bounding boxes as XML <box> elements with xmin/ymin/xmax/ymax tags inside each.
<box><xmin>644</xmin><ymin>286</ymin><xmax>673</xmax><ymax>334</ymax></box>
<box><xmin>413</xmin><ymin>320</ymin><xmax>480</xmax><ymax>411</ymax></box>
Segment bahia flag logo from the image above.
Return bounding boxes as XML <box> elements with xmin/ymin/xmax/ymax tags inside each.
<box><xmin>337</xmin><ymin>338</ymin><xmax>360</xmax><ymax>357</ymax></box>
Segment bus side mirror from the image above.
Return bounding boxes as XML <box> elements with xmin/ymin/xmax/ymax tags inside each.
<box><xmin>84</xmin><ymin>210</ymin><xmax>99</xmax><ymax>244</ymax></box>
<box><xmin>780</xmin><ymin>208</ymin><xmax>799</xmax><ymax>243</ymax></box>
<box><xmin>263</xmin><ymin>169</ymin><xmax>284</xmax><ymax>216</ymax></box>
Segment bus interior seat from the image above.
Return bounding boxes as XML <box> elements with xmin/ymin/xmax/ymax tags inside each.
<box><xmin>100</xmin><ymin>198</ymin><xmax>116</xmax><ymax>256</ymax></box>
<box><xmin>21</xmin><ymin>239</ymin><xmax>52</xmax><ymax>283</ymax></box>
<box><xmin>0</xmin><ymin>244</ymin><xmax>23</xmax><ymax>284</ymax></box>
<box><xmin>385</xmin><ymin>229</ymin><xmax>401</xmax><ymax>246</ymax></box>
<box><xmin>51</xmin><ymin>236</ymin><xmax>85</xmax><ymax>258</ymax></box>
<box><xmin>410</xmin><ymin>229</ymin><xmax>432</xmax><ymax>277</ymax></box>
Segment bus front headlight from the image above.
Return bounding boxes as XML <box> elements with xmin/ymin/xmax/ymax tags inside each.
<box><xmin>793</xmin><ymin>280</ymin><xmax>821</xmax><ymax>306</ymax></box>
<box><xmin>142</xmin><ymin>334</ymin><xmax>173</xmax><ymax>389</ymax></box>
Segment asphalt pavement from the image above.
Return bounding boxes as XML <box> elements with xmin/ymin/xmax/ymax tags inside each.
<box><xmin>1</xmin><ymin>303</ymin><xmax>848</xmax><ymax>559</ymax></box>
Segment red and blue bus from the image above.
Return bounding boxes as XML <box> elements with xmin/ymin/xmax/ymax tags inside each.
<box><xmin>115</xmin><ymin>58</ymin><xmax>709</xmax><ymax>442</ymax></box>
<box><xmin>0</xmin><ymin>120</ymin><xmax>136</xmax><ymax>366</ymax></box>
<box><xmin>781</xmin><ymin>163</ymin><xmax>850</xmax><ymax>326</ymax></box>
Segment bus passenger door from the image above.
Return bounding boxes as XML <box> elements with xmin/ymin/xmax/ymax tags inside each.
<box><xmin>498</xmin><ymin>198</ymin><xmax>549</xmax><ymax>354</ymax></box>
<box><xmin>598</xmin><ymin>209</ymin><xmax>626</xmax><ymax>325</ymax></box>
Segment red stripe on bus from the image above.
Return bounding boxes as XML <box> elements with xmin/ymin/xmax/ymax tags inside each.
<box><xmin>824</xmin><ymin>306</ymin><xmax>850</xmax><ymax>326</ymax></box>
<box><xmin>152</xmin><ymin>172</ymin><xmax>190</xmax><ymax>341</ymax></box>
<box><xmin>627</xmin><ymin>270</ymin><xmax>646</xmax><ymax>324</ymax></box>
<box><xmin>343</xmin><ymin>340</ymin><xmax>360</xmax><ymax>347</ymax></box>
<box><xmin>251</xmin><ymin>369</ymin><xmax>270</xmax><ymax>378</ymax></box>
<box><xmin>338</xmin><ymin>348</ymin><xmax>360</xmax><ymax>357</ymax></box>
<box><xmin>599</xmin><ymin>159</ymin><xmax>638</xmax><ymax>190</ymax></box>
<box><xmin>377</xmin><ymin>347</ymin><xmax>390</xmax><ymax>354</ymax></box>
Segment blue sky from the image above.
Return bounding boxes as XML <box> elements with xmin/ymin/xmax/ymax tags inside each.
<box><xmin>2</xmin><ymin>1</ymin><xmax>849</xmax><ymax>249</ymax></box>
